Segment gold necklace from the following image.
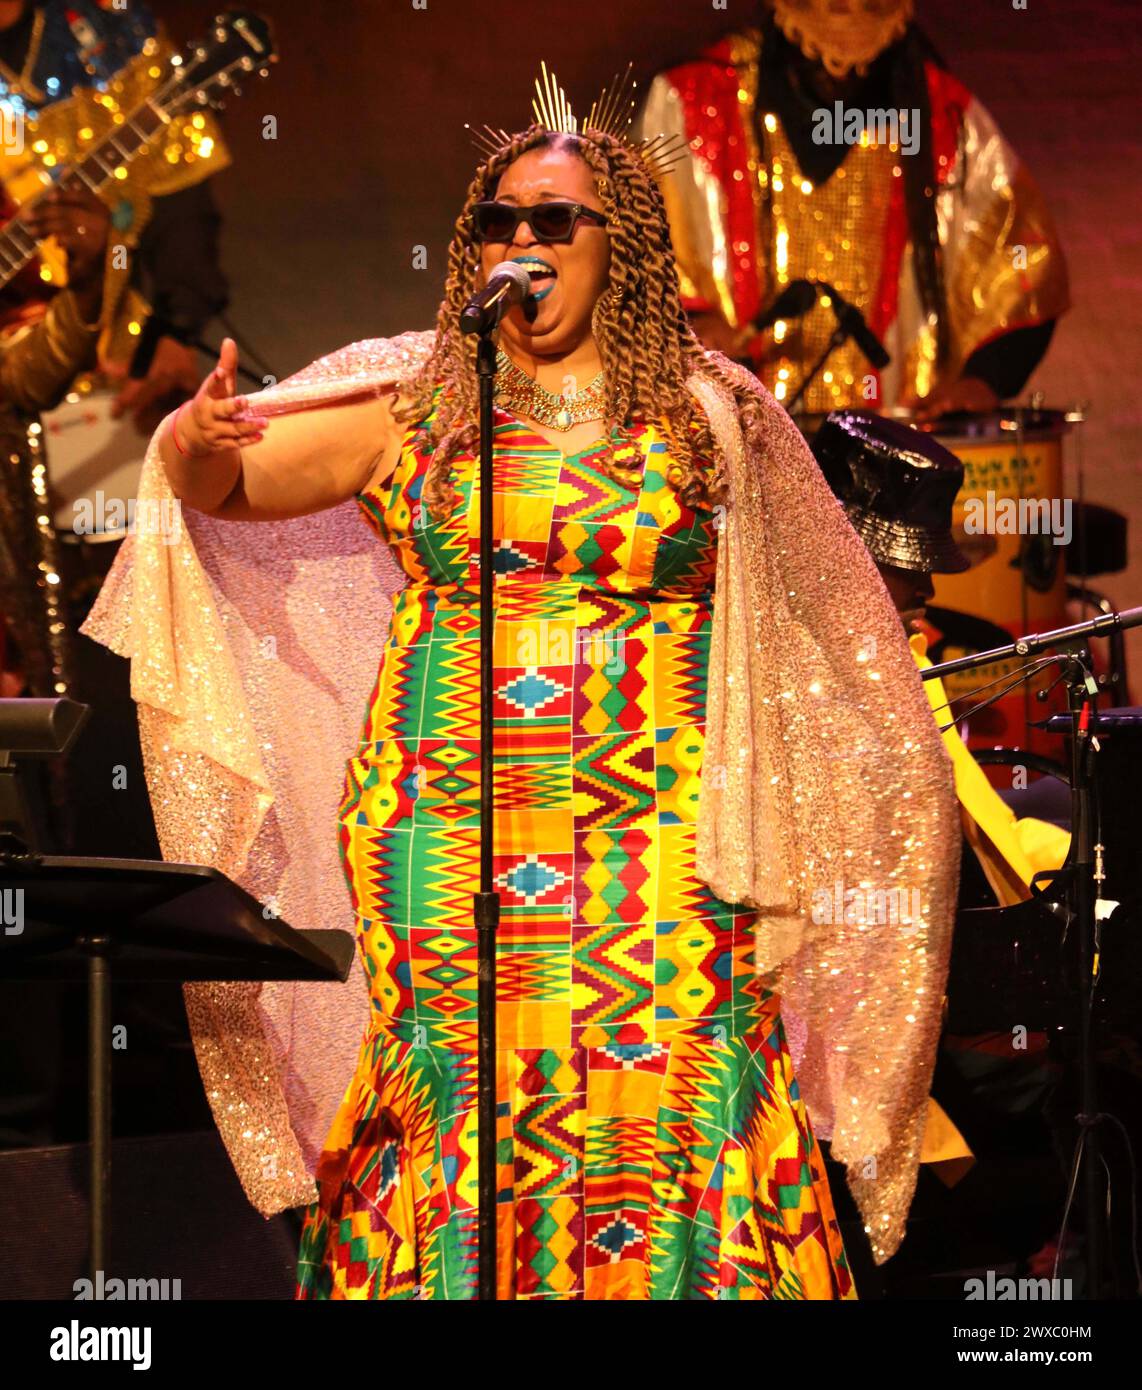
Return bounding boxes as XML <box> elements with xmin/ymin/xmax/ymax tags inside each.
<box><xmin>494</xmin><ymin>350</ymin><xmax>607</xmax><ymax>432</ymax></box>
<box><xmin>0</xmin><ymin>7</ymin><xmax>46</xmax><ymax>103</ymax></box>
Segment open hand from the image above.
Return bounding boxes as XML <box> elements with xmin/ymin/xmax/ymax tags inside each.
<box><xmin>174</xmin><ymin>338</ymin><xmax>266</xmax><ymax>456</ymax></box>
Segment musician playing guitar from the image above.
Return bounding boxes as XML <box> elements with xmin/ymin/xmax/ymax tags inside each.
<box><xmin>0</xmin><ymin>2</ymin><xmax>271</xmax><ymax>699</ymax></box>
<box><xmin>0</xmin><ymin>179</ymin><xmax>109</xmax><ymax>698</ymax></box>
<box><xmin>0</xmin><ymin>0</ymin><xmax>230</xmax><ymax>432</ymax></box>
<box><xmin>0</xmin><ymin>7</ymin><xmax>270</xmax><ymax>1167</ymax></box>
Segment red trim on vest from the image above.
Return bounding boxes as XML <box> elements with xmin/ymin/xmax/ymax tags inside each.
<box><xmin>863</xmin><ymin>63</ymin><xmax>972</xmax><ymax>353</ymax></box>
<box><xmin>666</xmin><ymin>41</ymin><xmax>762</xmax><ymax>327</ymax></box>
<box><xmin>665</xmin><ymin>50</ymin><xmax>976</xmax><ymax>343</ymax></box>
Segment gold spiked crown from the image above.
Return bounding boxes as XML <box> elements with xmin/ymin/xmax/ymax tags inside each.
<box><xmin>465</xmin><ymin>62</ymin><xmax>687</xmax><ymax>182</ymax></box>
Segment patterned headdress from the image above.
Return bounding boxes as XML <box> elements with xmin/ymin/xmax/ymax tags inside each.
<box><xmin>769</xmin><ymin>0</ymin><xmax>915</xmax><ymax>77</ymax></box>
<box><xmin>466</xmin><ymin>62</ymin><xmax>687</xmax><ymax>181</ymax></box>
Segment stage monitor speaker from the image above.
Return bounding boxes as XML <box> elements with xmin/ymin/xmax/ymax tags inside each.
<box><xmin>0</xmin><ymin>1129</ymin><xmax>302</xmax><ymax>1300</ymax></box>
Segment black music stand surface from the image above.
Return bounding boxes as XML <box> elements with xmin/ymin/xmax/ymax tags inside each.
<box><xmin>0</xmin><ymin>856</ymin><xmax>355</xmax><ymax>1292</ymax></box>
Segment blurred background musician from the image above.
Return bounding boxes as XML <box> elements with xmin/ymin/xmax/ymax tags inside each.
<box><xmin>640</xmin><ymin>0</ymin><xmax>1069</xmax><ymax>420</ymax></box>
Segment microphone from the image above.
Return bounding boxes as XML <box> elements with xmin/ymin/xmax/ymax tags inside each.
<box><xmin>818</xmin><ymin>281</ymin><xmax>891</xmax><ymax>369</ymax></box>
<box><xmin>751</xmin><ymin>278</ymin><xmax>818</xmax><ymax>333</ymax></box>
<box><xmin>460</xmin><ymin>262</ymin><xmax>532</xmax><ymax>336</ymax></box>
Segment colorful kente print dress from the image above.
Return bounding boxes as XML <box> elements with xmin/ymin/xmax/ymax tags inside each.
<box><xmin>294</xmin><ymin>399</ymin><xmax>854</xmax><ymax>1300</ymax></box>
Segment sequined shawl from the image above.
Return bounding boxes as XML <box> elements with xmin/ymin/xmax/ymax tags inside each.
<box><xmin>83</xmin><ymin>332</ymin><xmax>958</xmax><ymax>1263</ymax></box>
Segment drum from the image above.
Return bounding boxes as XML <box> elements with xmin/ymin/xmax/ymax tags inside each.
<box><xmin>928</xmin><ymin>407</ymin><xmax>1071</xmax><ymax>753</ymax></box>
<box><xmin>797</xmin><ymin>404</ymin><xmax>1075</xmax><ymax>754</ymax></box>
<box><xmin>43</xmin><ymin>381</ymin><xmax>148</xmax><ymax>543</ymax></box>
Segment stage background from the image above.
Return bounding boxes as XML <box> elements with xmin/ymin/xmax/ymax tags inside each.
<box><xmin>159</xmin><ymin>0</ymin><xmax>1141</xmax><ymax>672</ymax></box>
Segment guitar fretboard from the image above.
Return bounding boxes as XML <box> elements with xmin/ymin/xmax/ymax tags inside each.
<box><xmin>0</xmin><ymin>98</ymin><xmax>168</xmax><ymax>286</ymax></box>
<box><xmin>0</xmin><ymin>9</ymin><xmax>275</xmax><ymax>291</ymax></box>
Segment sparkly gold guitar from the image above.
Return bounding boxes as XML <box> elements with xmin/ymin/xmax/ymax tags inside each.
<box><xmin>0</xmin><ymin>8</ymin><xmax>275</xmax><ymax>292</ymax></box>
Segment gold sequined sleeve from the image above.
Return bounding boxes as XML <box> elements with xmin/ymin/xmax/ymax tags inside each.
<box><xmin>692</xmin><ymin>355</ymin><xmax>960</xmax><ymax>1262</ymax></box>
<box><xmin>637</xmin><ymin>74</ymin><xmax>739</xmax><ymax>326</ymax></box>
<box><xmin>0</xmin><ymin>290</ymin><xmax>99</xmax><ymax>414</ymax></box>
<box><xmin>82</xmin><ymin>332</ymin><xmax>434</xmax><ymax>1218</ymax></box>
<box><xmin>937</xmin><ymin>96</ymin><xmax>1069</xmax><ymax>380</ymax></box>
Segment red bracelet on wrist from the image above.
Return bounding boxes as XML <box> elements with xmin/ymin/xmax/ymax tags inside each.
<box><xmin>170</xmin><ymin>401</ymin><xmax>194</xmax><ymax>459</ymax></box>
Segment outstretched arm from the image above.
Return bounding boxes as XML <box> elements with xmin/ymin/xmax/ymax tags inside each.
<box><xmin>159</xmin><ymin>338</ymin><xmax>404</xmax><ymax>520</ymax></box>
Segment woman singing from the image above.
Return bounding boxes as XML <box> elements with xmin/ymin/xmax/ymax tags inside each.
<box><xmin>91</xmin><ymin>75</ymin><xmax>957</xmax><ymax>1300</ymax></box>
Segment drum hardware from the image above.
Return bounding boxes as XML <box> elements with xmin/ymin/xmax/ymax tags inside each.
<box><xmin>1066</xmin><ymin>584</ymin><xmax>1128</xmax><ymax>696</ymax></box>
<box><xmin>927</xmin><ymin>604</ymin><xmax>1142</xmax><ymax>1300</ymax></box>
<box><xmin>1065</xmin><ymin>400</ymin><xmax>1099</xmax><ymax>644</ymax></box>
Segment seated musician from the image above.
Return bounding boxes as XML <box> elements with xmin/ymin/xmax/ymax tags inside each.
<box><xmin>812</xmin><ymin>409</ymin><xmax>1071</xmax><ymax>899</ymax></box>
<box><xmin>811</xmin><ymin>413</ymin><xmax>1142</xmax><ymax>1289</ymax></box>
<box><xmin>640</xmin><ymin>0</ymin><xmax>1069</xmax><ymax>418</ymax></box>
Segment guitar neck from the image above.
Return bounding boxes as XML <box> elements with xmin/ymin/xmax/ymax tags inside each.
<box><xmin>0</xmin><ymin>98</ymin><xmax>170</xmax><ymax>290</ymax></box>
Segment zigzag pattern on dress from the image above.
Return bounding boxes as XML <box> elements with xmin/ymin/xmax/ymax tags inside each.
<box><xmin>551</xmin><ymin>454</ymin><xmax>631</xmax><ymax>525</ymax></box>
<box><xmin>296</xmin><ymin>402</ymin><xmax>854</xmax><ymax>1300</ymax></box>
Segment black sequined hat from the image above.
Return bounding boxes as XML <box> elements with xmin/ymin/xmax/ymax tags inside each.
<box><xmin>811</xmin><ymin>411</ymin><xmax>972</xmax><ymax>574</ymax></box>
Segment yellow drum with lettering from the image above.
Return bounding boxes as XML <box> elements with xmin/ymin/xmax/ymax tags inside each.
<box><xmin>930</xmin><ymin>409</ymin><xmax>1070</xmax><ymax>754</ymax></box>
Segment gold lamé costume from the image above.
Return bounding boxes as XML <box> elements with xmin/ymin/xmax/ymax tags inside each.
<box><xmin>0</xmin><ymin>12</ymin><xmax>229</xmax><ymax>695</ymax></box>
<box><xmin>640</xmin><ymin>17</ymin><xmax>1069</xmax><ymax>413</ymax></box>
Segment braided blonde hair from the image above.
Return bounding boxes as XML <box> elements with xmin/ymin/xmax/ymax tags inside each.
<box><xmin>398</xmin><ymin>126</ymin><xmax>761</xmax><ymax>519</ymax></box>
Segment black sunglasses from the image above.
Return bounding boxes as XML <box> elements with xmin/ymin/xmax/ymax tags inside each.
<box><xmin>472</xmin><ymin>200</ymin><xmax>608</xmax><ymax>245</ymax></box>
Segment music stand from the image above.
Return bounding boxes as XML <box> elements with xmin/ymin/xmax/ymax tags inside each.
<box><xmin>0</xmin><ymin>855</ymin><xmax>355</xmax><ymax>1291</ymax></box>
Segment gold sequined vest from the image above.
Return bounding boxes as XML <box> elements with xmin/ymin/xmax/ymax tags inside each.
<box><xmin>735</xmin><ymin>31</ymin><xmax>902</xmax><ymax>415</ymax></box>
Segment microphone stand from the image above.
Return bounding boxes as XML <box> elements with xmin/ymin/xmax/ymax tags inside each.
<box><xmin>785</xmin><ymin>320</ymin><xmax>852</xmax><ymax>416</ymax></box>
<box><xmin>473</xmin><ymin>330</ymin><xmax>500</xmax><ymax>1302</ymax></box>
<box><xmin>924</xmin><ymin>604</ymin><xmax>1142</xmax><ymax>1298</ymax></box>
<box><xmin>461</xmin><ymin>277</ymin><xmax>532</xmax><ymax>1301</ymax></box>
<box><xmin>785</xmin><ymin>286</ymin><xmax>889</xmax><ymax>416</ymax></box>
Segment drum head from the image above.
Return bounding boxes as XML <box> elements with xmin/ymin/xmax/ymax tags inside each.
<box><xmin>43</xmin><ymin>387</ymin><xmax>148</xmax><ymax>540</ymax></box>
